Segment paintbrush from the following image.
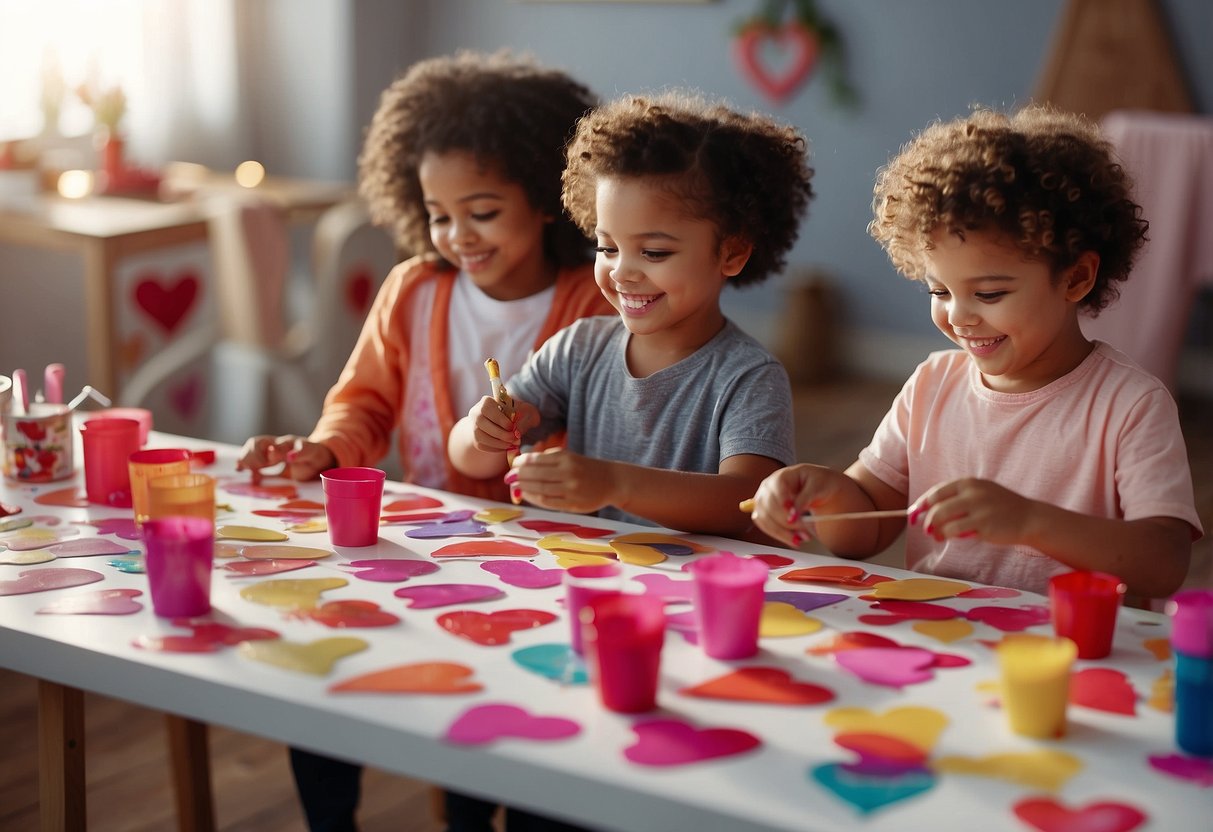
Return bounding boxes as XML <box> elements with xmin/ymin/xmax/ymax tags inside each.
<box><xmin>738</xmin><ymin>499</ymin><xmax>908</xmax><ymax>523</ymax></box>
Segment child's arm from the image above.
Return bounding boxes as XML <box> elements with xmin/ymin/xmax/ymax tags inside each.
<box><xmin>913</xmin><ymin>478</ymin><xmax>1191</xmax><ymax>598</ymax></box>
<box><xmin>750</xmin><ymin>461</ymin><xmax>908</xmax><ymax>556</ymax></box>
<box><xmin>512</xmin><ymin>448</ymin><xmax>782</xmax><ymax>539</ymax></box>
<box><xmin>447</xmin><ymin>397</ymin><xmax>541</xmax><ymax>480</ymax></box>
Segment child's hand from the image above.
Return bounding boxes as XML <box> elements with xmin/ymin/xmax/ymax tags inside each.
<box><xmin>236</xmin><ymin>435</ymin><xmax>336</xmax><ymax>482</ymax></box>
<box><xmin>910</xmin><ymin>478</ymin><xmax>1035</xmax><ymax>544</ymax></box>
<box><xmin>749</xmin><ymin>464</ymin><xmax>836</xmax><ymax>548</ymax></box>
<box><xmin>468</xmin><ymin>397</ymin><xmax>538</xmax><ymax>456</ymax></box>
<box><xmin>508</xmin><ymin>447</ymin><xmax>615</xmax><ymax>514</ymax></box>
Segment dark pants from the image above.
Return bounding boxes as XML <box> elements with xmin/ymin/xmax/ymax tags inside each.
<box><xmin>446</xmin><ymin>790</ymin><xmax>593</xmax><ymax>832</ymax></box>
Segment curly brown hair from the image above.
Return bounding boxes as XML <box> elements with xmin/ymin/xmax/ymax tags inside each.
<box><xmin>357</xmin><ymin>50</ymin><xmax>596</xmax><ymax>268</ymax></box>
<box><xmin>562</xmin><ymin>90</ymin><xmax>814</xmax><ymax>287</ymax></box>
<box><xmin>869</xmin><ymin>104</ymin><xmax>1147</xmax><ymax>315</ymax></box>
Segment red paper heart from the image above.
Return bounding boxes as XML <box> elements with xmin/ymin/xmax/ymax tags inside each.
<box><xmin>431</xmin><ymin>540</ymin><xmax>538</xmax><ymax>559</ymax></box>
<box><xmin>133</xmin><ymin>621</ymin><xmax>280</xmax><ymax>653</ymax></box>
<box><xmin>1070</xmin><ymin>668</ymin><xmax>1137</xmax><ymax>715</ymax></box>
<box><xmin>299</xmin><ymin>600</ymin><xmax>400</xmax><ymax>628</ymax></box>
<box><xmin>1013</xmin><ymin>797</ymin><xmax>1147</xmax><ymax>832</ymax></box>
<box><xmin>436</xmin><ymin>609</ymin><xmax>557</xmax><ymax>646</ymax></box>
<box><xmin>383</xmin><ymin>494</ymin><xmax>445</xmax><ymax>512</ymax></box>
<box><xmin>733</xmin><ymin>20</ymin><xmax>820</xmax><ymax>104</ymax></box>
<box><xmin>133</xmin><ymin>270</ymin><xmax>200</xmax><ymax>334</ymax></box>
<box><xmin>680</xmin><ymin>666</ymin><xmax>835</xmax><ymax>706</ymax></box>
<box><xmin>517</xmin><ymin>519</ymin><xmax>613</xmax><ymax>539</ymax></box>
<box><xmin>344</xmin><ymin>266</ymin><xmax>374</xmax><ymax>317</ymax></box>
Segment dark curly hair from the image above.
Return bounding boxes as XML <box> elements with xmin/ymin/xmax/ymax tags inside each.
<box><xmin>562</xmin><ymin>90</ymin><xmax>814</xmax><ymax>287</ymax></box>
<box><xmin>869</xmin><ymin>104</ymin><xmax>1147</xmax><ymax>315</ymax></box>
<box><xmin>358</xmin><ymin>50</ymin><xmax>596</xmax><ymax>268</ymax></box>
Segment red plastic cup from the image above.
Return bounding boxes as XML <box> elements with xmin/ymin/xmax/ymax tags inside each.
<box><xmin>1049</xmin><ymin>570</ymin><xmax>1127</xmax><ymax>659</ymax></box>
<box><xmin>564</xmin><ymin>563</ymin><xmax>623</xmax><ymax>655</ymax></box>
<box><xmin>79</xmin><ymin>417</ymin><xmax>141</xmax><ymax>506</ymax></box>
<box><xmin>321</xmin><ymin>467</ymin><xmax>386</xmax><ymax>547</ymax></box>
<box><xmin>688</xmin><ymin>552</ymin><xmax>770</xmax><ymax>659</ymax></box>
<box><xmin>142</xmin><ymin>516</ymin><xmax>215</xmax><ymax>617</ymax></box>
<box><xmin>89</xmin><ymin>407</ymin><xmax>153</xmax><ymax>446</ymax></box>
<box><xmin>581</xmin><ymin>593</ymin><xmax>665</xmax><ymax>713</ymax></box>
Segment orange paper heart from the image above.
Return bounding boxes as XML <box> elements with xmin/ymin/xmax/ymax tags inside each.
<box><xmin>330</xmin><ymin>661</ymin><xmax>482</xmax><ymax>694</ymax></box>
<box><xmin>680</xmin><ymin>666</ymin><xmax>834</xmax><ymax>706</ymax></box>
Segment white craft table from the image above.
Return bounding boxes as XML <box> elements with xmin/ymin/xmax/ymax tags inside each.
<box><xmin>0</xmin><ymin>434</ymin><xmax>1206</xmax><ymax>832</ymax></box>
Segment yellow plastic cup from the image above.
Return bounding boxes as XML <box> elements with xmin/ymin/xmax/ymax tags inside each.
<box><xmin>997</xmin><ymin>634</ymin><xmax>1078</xmax><ymax>739</ymax></box>
<box><xmin>147</xmin><ymin>473</ymin><xmax>216</xmax><ymax>524</ymax></box>
<box><xmin>128</xmin><ymin>449</ymin><xmax>192</xmax><ymax>524</ymax></box>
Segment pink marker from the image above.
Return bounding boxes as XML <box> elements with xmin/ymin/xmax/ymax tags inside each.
<box><xmin>43</xmin><ymin>364</ymin><xmax>65</xmax><ymax>405</ymax></box>
<box><xmin>11</xmin><ymin>369</ymin><xmax>28</xmax><ymax>414</ymax></box>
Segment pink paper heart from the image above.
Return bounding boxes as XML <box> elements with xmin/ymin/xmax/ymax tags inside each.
<box><xmin>624</xmin><ymin>719</ymin><xmax>761</xmax><ymax>767</ymax></box>
<box><xmin>48</xmin><ymin>538</ymin><xmax>139</xmax><ymax>558</ymax></box>
<box><xmin>1147</xmin><ymin>753</ymin><xmax>1213</xmax><ymax>786</ymax></box>
<box><xmin>38</xmin><ymin>588</ymin><xmax>143</xmax><ymax>615</ymax></box>
<box><xmin>0</xmin><ymin>567</ymin><xmax>105</xmax><ymax>595</ymax></box>
<box><xmin>134</xmin><ymin>621</ymin><xmax>280</xmax><ymax>653</ymax></box>
<box><xmin>346</xmin><ymin>559</ymin><xmax>439</xmax><ymax>582</ymax></box>
<box><xmin>631</xmin><ymin>573</ymin><xmax>694</xmax><ymax>602</ymax></box>
<box><xmin>393</xmin><ymin>584</ymin><xmax>503</xmax><ymax>609</ymax></box>
<box><xmin>834</xmin><ymin>647</ymin><xmax>937</xmax><ymax>688</ymax></box>
<box><xmin>480</xmin><ymin>561</ymin><xmax>563</xmax><ymax>589</ymax></box>
<box><xmin>78</xmin><ymin>517</ymin><xmax>141</xmax><ymax>540</ymax></box>
<box><xmin>444</xmin><ymin>703</ymin><xmax>580</xmax><ymax>745</ymax></box>
<box><xmin>223</xmin><ymin>560</ymin><xmax>316</xmax><ymax>577</ymax></box>
<box><xmin>382</xmin><ymin>494</ymin><xmax>445</xmax><ymax>512</ymax></box>
<box><xmin>965</xmin><ymin>604</ymin><xmax>1050</xmax><ymax>632</ymax></box>
<box><xmin>1013</xmin><ymin>796</ymin><xmax>1147</xmax><ymax>832</ymax></box>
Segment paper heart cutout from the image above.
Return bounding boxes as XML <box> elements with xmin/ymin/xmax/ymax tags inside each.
<box><xmin>1013</xmin><ymin>797</ymin><xmax>1147</xmax><ymax>832</ymax></box>
<box><xmin>1</xmin><ymin>527</ymin><xmax>82</xmax><ymax>550</ymax></box>
<box><xmin>222</xmin><ymin>481</ymin><xmax>299</xmax><ymax>500</ymax></box>
<box><xmin>431</xmin><ymin>540</ymin><xmax>537</xmax><ymax>558</ymax></box>
<box><xmin>437</xmin><ymin>609</ymin><xmax>557</xmax><ymax>645</ymax></box>
<box><xmin>807</xmin><ymin>631</ymin><xmax>900</xmax><ymax>655</ymax></box>
<box><xmin>811</xmin><ymin>762</ymin><xmax>935</xmax><ymax>815</ymax></box>
<box><xmin>105</xmin><ymin>554</ymin><xmax>145</xmax><ymax>573</ymax></box>
<box><xmin>0</xmin><ymin>549</ymin><xmax>55</xmax><ymax>565</ymax></box>
<box><xmin>1070</xmin><ymin>668</ymin><xmax>1137</xmax><ymax>715</ymax></box>
<box><xmin>833</xmin><ymin>732</ymin><xmax>928</xmax><ymax>771</ymax></box>
<box><xmin>681</xmin><ymin>666</ymin><xmax>834</xmax><ymax>706</ymax></box>
<box><xmin>553</xmin><ymin>552</ymin><xmax>615</xmax><ymax>569</ymax></box>
<box><xmin>406</xmin><ymin>519</ymin><xmax>488</xmax><ymax>539</ymax></box>
<box><xmin>912</xmin><ymin>619</ymin><xmax>975</xmax><ymax>644</ymax></box>
<box><xmin>331</xmin><ymin>661</ymin><xmax>482</xmax><ymax>694</ymax></box>
<box><xmin>965</xmin><ymin>604</ymin><xmax>1050</xmax><ymax>632</ymax></box>
<box><xmin>0</xmin><ymin>567</ymin><xmax>104</xmax><ymax>595</ymax></box>
<box><xmin>750</xmin><ymin>553</ymin><xmax>794</xmax><ymax>569</ymax></box>
<box><xmin>1147</xmin><ymin>669</ymin><xmax>1173</xmax><ymax>713</ymax></box>
<box><xmin>474</xmin><ymin>507</ymin><xmax>523</xmax><ymax>524</ymax></box>
<box><xmin>536</xmin><ymin>535</ymin><xmax>616</xmax><ymax>556</ymax></box>
<box><xmin>133</xmin><ymin>621</ymin><xmax>279</xmax><ymax>653</ymax></box>
<box><xmin>252</xmin><ymin>510</ymin><xmax>324</xmax><ymax>521</ymax></box>
<box><xmin>133</xmin><ymin>270</ymin><xmax>199</xmax><ymax>334</ymax></box>
<box><xmin>610</xmin><ymin>542</ymin><xmax>667</xmax><ymax>566</ymax></box>
<box><xmin>624</xmin><ymin>719</ymin><xmax>761</xmax><ymax>767</ymax></box>
<box><xmin>212</xmin><ymin>543</ymin><xmax>242</xmax><ymax>559</ymax></box>
<box><xmin>1142</xmin><ymin>638</ymin><xmax>1171</xmax><ymax>661</ymax></box>
<box><xmin>868</xmin><ymin>577</ymin><xmax>971</xmax><ymax>601</ymax></box>
<box><xmin>346</xmin><ymin>558</ymin><xmax>439</xmax><ymax>582</ymax></box>
<box><xmin>518</xmin><ymin>519</ymin><xmax>612</xmax><ymax>538</ymax></box>
<box><xmin>764</xmin><ymin>590</ymin><xmax>847</xmax><ymax>613</ymax></box>
<box><xmin>1147</xmin><ymin>753</ymin><xmax>1213</xmax><ymax>786</ymax></box>
<box><xmin>38</xmin><ymin>588</ymin><xmax>143</xmax><ymax>615</ymax></box>
<box><xmin>823</xmin><ymin>706</ymin><xmax>948</xmax><ymax>753</ymax></box>
<box><xmin>297</xmin><ymin>600</ymin><xmax>400</xmax><ymax>628</ymax></box>
<box><xmin>77</xmin><ymin>517</ymin><xmax>140</xmax><ymax>540</ymax></box>
<box><xmin>858</xmin><ymin>599</ymin><xmax>962</xmax><ymax>626</ymax></box>
<box><xmin>286</xmin><ymin>518</ymin><xmax>327</xmax><ymax>533</ymax></box>
<box><xmin>223</xmin><ymin>559</ymin><xmax>315</xmax><ymax>577</ymax></box>
<box><xmin>511</xmin><ymin>644</ymin><xmax>588</xmax><ymax>685</ymax></box>
<box><xmin>632</xmin><ymin>573</ymin><xmax>695</xmax><ymax>602</ymax></box>
<box><xmin>33</xmin><ymin>487</ymin><xmax>90</xmax><ymax>507</ymax></box>
<box><xmin>242</xmin><ymin>544</ymin><xmax>332</xmax><ymax>560</ymax></box>
<box><xmin>279</xmin><ymin>499</ymin><xmax>325</xmax><ymax>511</ymax></box>
<box><xmin>239</xmin><ymin>636</ymin><xmax>368</xmax><ymax>675</ymax></box>
<box><xmin>380</xmin><ymin>510</ymin><xmax>451</xmax><ymax>525</ymax></box>
<box><xmin>835</xmin><ymin>647</ymin><xmax>937</xmax><ymax>688</ymax></box>
<box><xmin>0</xmin><ymin>517</ymin><xmax>32</xmax><ymax>533</ymax></box>
<box><xmin>216</xmin><ymin>525</ymin><xmax>289</xmax><ymax>542</ymax></box>
<box><xmin>394</xmin><ymin>583</ymin><xmax>503</xmax><ymax>609</ymax></box>
<box><xmin>733</xmin><ymin>20</ymin><xmax>819</xmax><ymax>104</ymax></box>
<box><xmin>48</xmin><ymin>538</ymin><xmax>138</xmax><ymax>558</ymax></box>
<box><xmin>382</xmin><ymin>494</ymin><xmax>444</xmax><ymax>512</ymax></box>
<box><xmin>480</xmin><ymin>561</ymin><xmax>562</xmax><ymax>589</ymax></box>
<box><xmin>611</xmin><ymin>532</ymin><xmax>711</xmax><ymax>553</ymax></box>
<box><xmin>239</xmin><ymin>577</ymin><xmax>348</xmax><ymax>609</ymax></box>
<box><xmin>760</xmin><ymin>602</ymin><xmax>823</xmax><ymax>637</ymax></box>
<box><xmin>779</xmin><ymin>564</ymin><xmax>891</xmax><ymax>587</ymax></box>
<box><xmin>934</xmin><ymin>750</ymin><xmax>1082</xmax><ymax>791</ymax></box>
<box><xmin>444</xmin><ymin>703</ymin><xmax>581</xmax><ymax>746</ymax></box>
<box><xmin>957</xmin><ymin>586</ymin><xmax>1021</xmax><ymax>599</ymax></box>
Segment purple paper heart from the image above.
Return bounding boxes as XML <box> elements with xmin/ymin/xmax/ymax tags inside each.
<box><xmin>79</xmin><ymin>518</ymin><xmax>141</xmax><ymax>540</ymax></box>
<box><xmin>394</xmin><ymin>583</ymin><xmax>504</xmax><ymax>609</ymax></box>
<box><xmin>646</xmin><ymin>542</ymin><xmax>695</xmax><ymax>557</ymax></box>
<box><xmin>625</xmin><ymin>719</ymin><xmax>761</xmax><ymax>767</ymax></box>
<box><xmin>481</xmin><ymin>561</ymin><xmax>563</xmax><ymax>589</ymax></box>
<box><xmin>444</xmin><ymin>703</ymin><xmax>580</xmax><ymax>745</ymax></box>
<box><xmin>1148</xmin><ymin>753</ymin><xmax>1213</xmax><ymax>786</ymax></box>
<box><xmin>764</xmin><ymin>590</ymin><xmax>849</xmax><ymax>613</ymax></box>
<box><xmin>347</xmin><ymin>559</ymin><xmax>439</xmax><ymax>582</ymax></box>
<box><xmin>406</xmin><ymin>519</ymin><xmax>489</xmax><ymax>539</ymax></box>
<box><xmin>49</xmin><ymin>538</ymin><xmax>139</xmax><ymax>558</ymax></box>
<box><xmin>632</xmin><ymin>573</ymin><xmax>694</xmax><ymax>602</ymax></box>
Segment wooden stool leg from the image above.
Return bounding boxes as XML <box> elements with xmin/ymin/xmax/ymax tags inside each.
<box><xmin>165</xmin><ymin>715</ymin><xmax>215</xmax><ymax>832</ymax></box>
<box><xmin>38</xmin><ymin>680</ymin><xmax>85</xmax><ymax>832</ymax></box>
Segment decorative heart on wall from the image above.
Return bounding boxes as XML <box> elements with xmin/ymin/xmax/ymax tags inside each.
<box><xmin>734</xmin><ymin>20</ymin><xmax>820</xmax><ymax>104</ymax></box>
<box><xmin>169</xmin><ymin>372</ymin><xmax>204</xmax><ymax>421</ymax></box>
<box><xmin>133</xmin><ymin>270</ymin><xmax>200</xmax><ymax>334</ymax></box>
<box><xmin>344</xmin><ymin>266</ymin><xmax>374</xmax><ymax>318</ymax></box>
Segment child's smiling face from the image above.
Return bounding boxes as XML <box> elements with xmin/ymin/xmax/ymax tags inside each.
<box><xmin>922</xmin><ymin>228</ymin><xmax>1096</xmax><ymax>393</ymax></box>
<box><xmin>592</xmin><ymin>176</ymin><xmax>750</xmax><ymax>365</ymax></box>
<box><xmin>419</xmin><ymin>150</ymin><xmax>555</xmax><ymax>300</ymax></box>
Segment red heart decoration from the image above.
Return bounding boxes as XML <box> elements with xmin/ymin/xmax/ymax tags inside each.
<box><xmin>344</xmin><ymin>266</ymin><xmax>374</xmax><ymax>317</ymax></box>
<box><xmin>436</xmin><ymin>609</ymin><xmax>557</xmax><ymax>646</ymax></box>
<box><xmin>1013</xmin><ymin>797</ymin><xmax>1147</xmax><ymax>832</ymax></box>
<box><xmin>1070</xmin><ymin>668</ymin><xmax>1137</xmax><ymax>715</ymax></box>
<box><xmin>733</xmin><ymin>21</ymin><xmax>820</xmax><ymax>105</ymax></box>
<box><xmin>133</xmin><ymin>270</ymin><xmax>200</xmax><ymax>335</ymax></box>
<box><xmin>680</xmin><ymin>666</ymin><xmax>835</xmax><ymax>706</ymax></box>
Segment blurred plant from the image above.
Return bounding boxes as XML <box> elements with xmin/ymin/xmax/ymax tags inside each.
<box><xmin>76</xmin><ymin>81</ymin><xmax>127</xmax><ymax>133</ymax></box>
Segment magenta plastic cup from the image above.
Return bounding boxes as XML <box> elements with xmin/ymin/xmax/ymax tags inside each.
<box><xmin>564</xmin><ymin>563</ymin><xmax>623</xmax><ymax>655</ymax></box>
<box><xmin>581</xmin><ymin>593</ymin><xmax>665</xmax><ymax>713</ymax></box>
<box><xmin>688</xmin><ymin>552</ymin><xmax>770</xmax><ymax>660</ymax></box>
<box><xmin>79</xmin><ymin>417</ymin><xmax>141</xmax><ymax>507</ymax></box>
<box><xmin>89</xmin><ymin>407</ymin><xmax>153</xmax><ymax>446</ymax></box>
<box><xmin>142</xmin><ymin>516</ymin><xmax>215</xmax><ymax>617</ymax></box>
<box><xmin>321</xmin><ymin>467</ymin><xmax>386</xmax><ymax>547</ymax></box>
<box><xmin>1049</xmin><ymin>570</ymin><xmax>1127</xmax><ymax>659</ymax></box>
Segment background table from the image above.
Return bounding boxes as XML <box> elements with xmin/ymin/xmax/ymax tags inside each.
<box><xmin>0</xmin><ymin>434</ymin><xmax>1206</xmax><ymax>832</ymax></box>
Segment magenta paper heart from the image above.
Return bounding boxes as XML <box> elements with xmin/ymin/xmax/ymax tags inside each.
<box><xmin>480</xmin><ymin>561</ymin><xmax>562</xmax><ymax>589</ymax></box>
<box><xmin>1147</xmin><ymin>753</ymin><xmax>1213</xmax><ymax>786</ymax></box>
<box><xmin>1013</xmin><ymin>796</ymin><xmax>1147</xmax><ymax>832</ymax></box>
<box><xmin>0</xmin><ymin>567</ymin><xmax>105</xmax><ymax>595</ymax></box>
<box><xmin>133</xmin><ymin>621</ymin><xmax>280</xmax><ymax>653</ymax></box>
<box><xmin>835</xmin><ymin>647</ymin><xmax>937</xmax><ymax>688</ymax></box>
<box><xmin>965</xmin><ymin>604</ymin><xmax>1050</xmax><ymax>632</ymax></box>
<box><xmin>517</xmin><ymin>519</ymin><xmax>612</xmax><ymax>539</ymax></box>
<box><xmin>765</xmin><ymin>590</ymin><xmax>848</xmax><ymax>613</ymax></box>
<box><xmin>78</xmin><ymin>517</ymin><xmax>141</xmax><ymax>540</ymax></box>
<box><xmin>625</xmin><ymin>719</ymin><xmax>761</xmax><ymax>767</ymax></box>
<box><xmin>444</xmin><ymin>703</ymin><xmax>580</xmax><ymax>745</ymax></box>
<box><xmin>38</xmin><ymin>588</ymin><xmax>143</xmax><ymax>615</ymax></box>
<box><xmin>857</xmin><ymin>599</ymin><xmax>961</xmax><ymax>626</ymax></box>
<box><xmin>347</xmin><ymin>559</ymin><xmax>439</xmax><ymax>582</ymax></box>
<box><xmin>48</xmin><ymin>538</ymin><xmax>138</xmax><ymax>558</ymax></box>
<box><xmin>394</xmin><ymin>584</ymin><xmax>503</xmax><ymax>609</ymax></box>
<box><xmin>632</xmin><ymin>573</ymin><xmax>694</xmax><ymax>602</ymax></box>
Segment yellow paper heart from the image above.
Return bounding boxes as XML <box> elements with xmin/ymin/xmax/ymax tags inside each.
<box><xmin>912</xmin><ymin>619</ymin><xmax>974</xmax><ymax>644</ymax></box>
<box><xmin>240</xmin><ymin>577</ymin><xmax>348</xmax><ymax>610</ymax></box>
<box><xmin>612</xmin><ymin>543</ymin><xmax>667</xmax><ymax>567</ymax></box>
<box><xmin>216</xmin><ymin>525</ymin><xmax>289</xmax><ymax>542</ymax></box>
<box><xmin>537</xmin><ymin>535</ymin><xmax>616</xmax><ymax>555</ymax></box>
<box><xmin>475</xmin><ymin>508</ymin><xmax>523</xmax><ymax>524</ymax></box>
<box><xmin>212</xmin><ymin>543</ymin><xmax>242</xmax><ymax>559</ymax></box>
<box><xmin>287</xmin><ymin>519</ymin><xmax>328</xmax><ymax>534</ymax></box>
<box><xmin>933</xmin><ymin>750</ymin><xmax>1082</xmax><ymax>791</ymax></box>
<box><xmin>610</xmin><ymin>532</ymin><xmax>712</xmax><ymax>553</ymax></box>
<box><xmin>760</xmin><ymin>602</ymin><xmax>824</xmax><ymax>637</ymax></box>
<box><xmin>1148</xmin><ymin>669</ymin><xmax>1173</xmax><ymax>713</ymax></box>
<box><xmin>241</xmin><ymin>544</ymin><xmax>332</xmax><ymax>560</ymax></box>
<box><xmin>0</xmin><ymin>550</ymin><xmax>56</xmax><ymax>565</ymax></box>
<box><xmin>239</xmin><ymin>636</ymin><xmax>367</xmax><ymax>675</ymax></box>
<box><xmin>553</xmin><ymin>551</ymin><xmax>615</xmax><ymax>569</ymax></box>
<box><xmin>869</xmin><ymin>577</ymin><xmax>971</xmax><ymax>601</ymax></box>
<box><xmin>1143</xmin><ymin>638</ymin><xmax>1171</xmax><ymax>661</ymax></box>
<box><xmin>824</xmin><ymin>706</ymin><xmax>948</xmax><ymax>753</ymax></box>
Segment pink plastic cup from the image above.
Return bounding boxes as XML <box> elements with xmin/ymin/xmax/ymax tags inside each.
<box><xmin>321</xmin><ymin>467</ymin><xmax>386</xmax><ymax>547</ymax></box>
<box><xmin>688</xmin><ymin>552</ymin><xmax>770</xmax><ymax>660</ymax></box>
<box><xmin>89</xmin><ymin>407</ymin><xmax>153</xmax><ymax>446</ymax></box>
<box><xmin>581</xmin><ymin>593</ymin><xmax>665</xmax><ymax>713</ymax></box>
<box><xmin>564</xmin><ymin>563</ymin><xmax>623</xmax><ymax>655</ymax></box>
<box><xmin>142</xmin><ymin>516</ymin><xmax>215</xmax><ymax>617</ymax></box>
<box><xmin>1049</xmin><ymin>570</ymin><xmax>1126</xmax><ymax>659</ymax></box>
<box><xmin>79</xmin><ymin>417</ymin><xmax>141</xmax><ymax>506</ymax></box>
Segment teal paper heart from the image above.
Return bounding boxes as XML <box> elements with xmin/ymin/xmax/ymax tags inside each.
<box><xmin>511</xmin><ymin>643</ymin><xmax>588</xmax><ymax>685</ymax></box>
<box><xmin>810</xmin><ymin>762</ymin><xmax>935</xmax><ymax>815</ymax></box>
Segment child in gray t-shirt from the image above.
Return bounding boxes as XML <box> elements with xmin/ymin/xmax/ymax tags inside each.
<box><xmin>449</xmin><ymin>90</ymin><xmax>814</xmax><ymax>541</ymax></box>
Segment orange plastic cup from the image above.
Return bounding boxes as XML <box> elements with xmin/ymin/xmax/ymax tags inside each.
<box><xmin>128</xmin><ymin>448</ymin><xmax>192</xmax><ymax>524</ymax></box>
<box><xmin>147</xmin><ymin>473</ymin><xmax>216</xmax><ymax>523</ymax></box>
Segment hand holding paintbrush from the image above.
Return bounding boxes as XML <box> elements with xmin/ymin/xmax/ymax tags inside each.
<box><xmin>484</xmin><ymin>359</ymin><xmax>517</xmax><ymax>465</ymax></box>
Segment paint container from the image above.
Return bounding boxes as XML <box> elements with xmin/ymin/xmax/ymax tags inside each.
<box><xmin>1169</xmin><ymin>589</ymin><xmax>1213</xmax><ymax>757</ymax></box>
<box><xmin>2</xmin><ymin>402</ymin><xmax>74</xmax><ymax>482</ymax></box>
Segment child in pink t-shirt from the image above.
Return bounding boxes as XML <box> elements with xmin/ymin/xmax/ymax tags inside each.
<box><xmin>751</xmin><ymin>105</ymin><xmax>1203</xmax><ymax>599</ymax></box>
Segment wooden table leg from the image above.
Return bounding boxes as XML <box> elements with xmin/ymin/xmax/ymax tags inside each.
<box><xmin>165</xmin><ymin>714</ymin><xmax>216</xmax><ymax>832</ymax></box>
<box><xmin>37</xmin><ymin>680</ymin><xmax>85</xmax><ymax>832</ymax></box>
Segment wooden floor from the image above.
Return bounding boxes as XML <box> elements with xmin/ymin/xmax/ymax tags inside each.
<box><xmin>1</xmin><ymin>377</ymin><xmax>1209</xmax><ymax>831</ymax></box>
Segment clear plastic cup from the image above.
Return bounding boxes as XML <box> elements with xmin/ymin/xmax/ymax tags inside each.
<box><xmin>79</xmin><ymin>417</ymin><xmax>141</xmax><ymax>506</ymax></box>
<box><xmin>128</xmin><ymin>448</ymin><xmax>192</xmax><ymax>524</ymax></box>
<box><xmin>147</xmin><ymin>473</ymin><xmax>216</xmax><ymax>524</ymax></box>
<box><xmin>687</xmin><ymin>553</ymin><xmax>770</xmax><ymax>659</ymax></box>
<box><xmin>581</xmin><ymin>593</ymin><xmax>665</xmax><ymax>713</ymax></box>
<box><xmin>564</xmin><ymin>563</ymin><xmax>623</xmax><ymax>655</ymax></box>
<box><xmin>321</xmin><ymin>467</ymin><xmax>386</xmax><ymax>547</ymax></box>
<box><xmin>142</xmin><ymin>516</ymin><xmax>215</xmax><ymax>617</ymax></box>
